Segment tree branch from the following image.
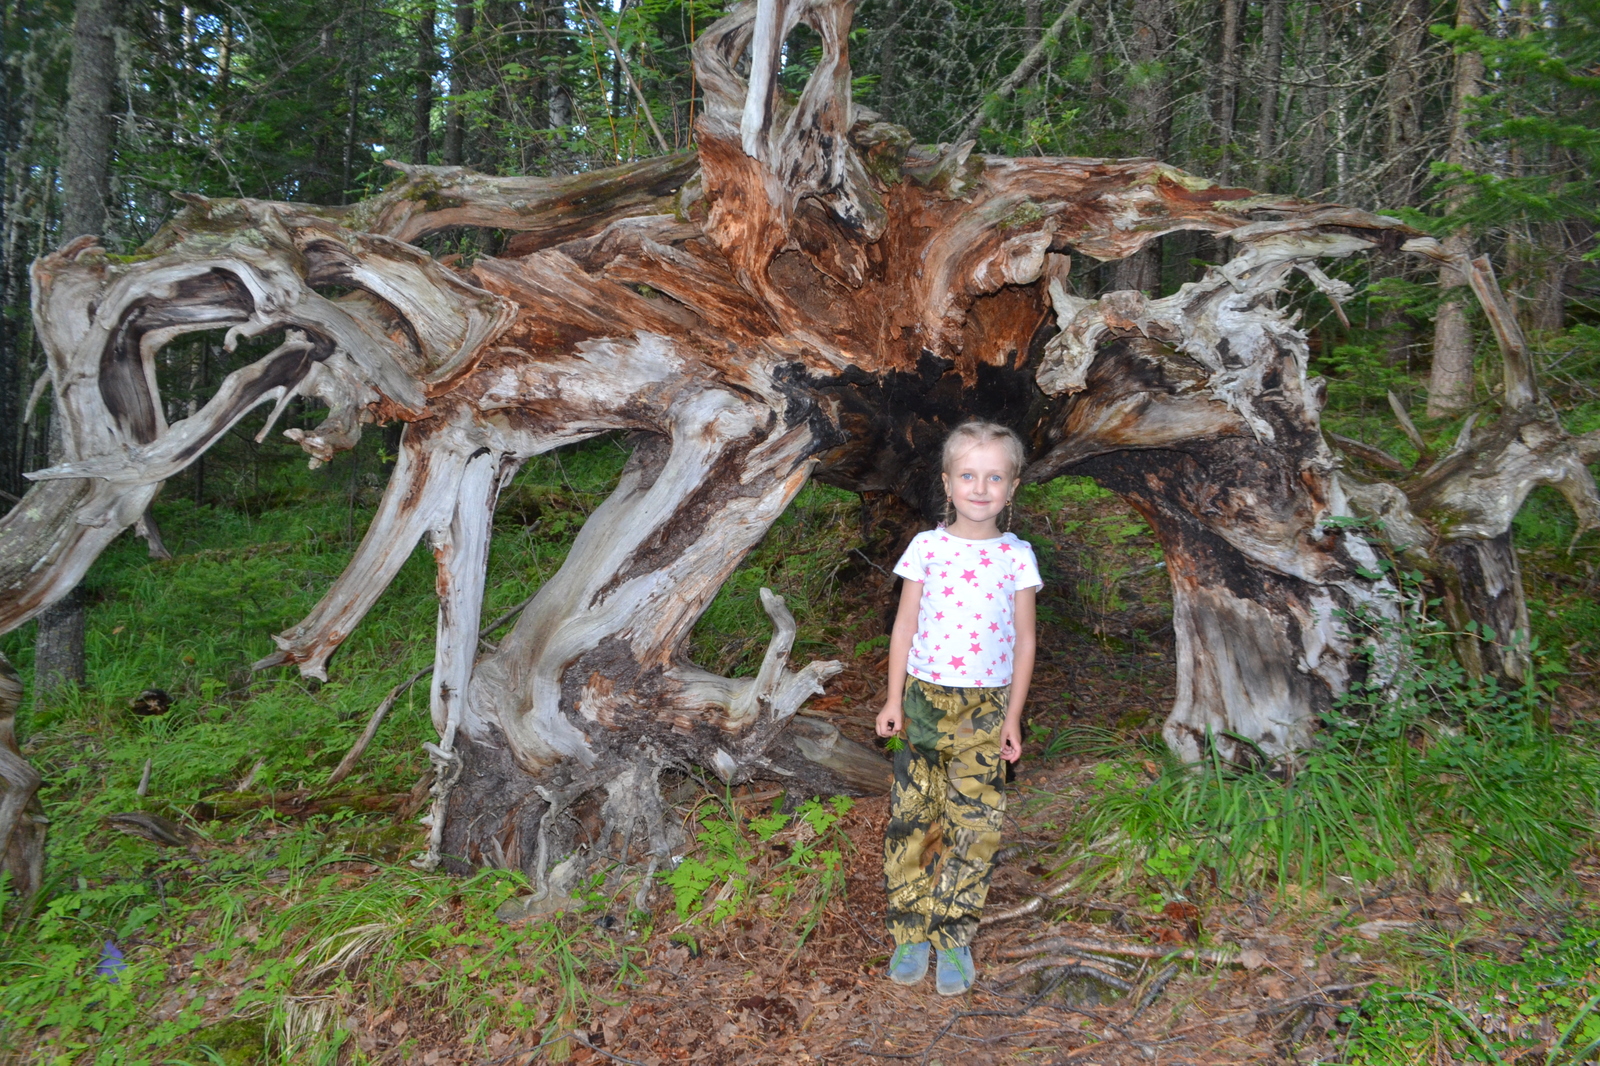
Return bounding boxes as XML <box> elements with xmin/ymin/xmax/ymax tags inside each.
<box><xmin>957</xmin><ymin>0</ymin><xmax>1090</xmax><ymax>144</ymax></box>
<box><xmin>576</xmin><ymin>0</ymin><xmax>670</xmax><ymax>155</ymax></box>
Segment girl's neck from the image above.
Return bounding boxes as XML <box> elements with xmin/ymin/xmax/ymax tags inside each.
<box><xmin>944</xmin><ymin>517</ymin><xmax>1004</xmax><ymax>541</ymax></box>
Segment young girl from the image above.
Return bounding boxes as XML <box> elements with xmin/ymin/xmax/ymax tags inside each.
<box><xmin>876</xmin><ymin>421</ymin><xmax>1041</xmax><ymax>996</ymax></box>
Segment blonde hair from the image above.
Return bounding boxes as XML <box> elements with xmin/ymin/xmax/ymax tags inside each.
<box><xmin>941</xmin><ymin>420</ymin><xmax>1025</xmax><ymax>480</ymax></box>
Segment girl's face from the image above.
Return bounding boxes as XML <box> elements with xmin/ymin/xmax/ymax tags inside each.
<box><xmin>941</xmin><ymin>440</ymin><xmax>1019</xmax><ymax>534</ymax></box>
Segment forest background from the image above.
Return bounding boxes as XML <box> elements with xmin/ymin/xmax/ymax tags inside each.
<box><xmin>2</xmin><ymin>0</ymin><xmax>1600</xmax><ymax>1064</ymax></box>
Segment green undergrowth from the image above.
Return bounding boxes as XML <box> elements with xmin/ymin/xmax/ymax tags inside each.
<box><xmin>1050</xmin><ymin>572</ymin><xmax>1600</xmax><ymax>903</ymax></box>
<box><xmin>1337</xmin><ymin>918</ymin><xmax>1600</xmax><ymax>1065</ymax></box>
<box><xmin>1016</xmin><ymin>476</ymin><xmax>1171</xmax><ymax>649</ymax></box>
<box><xmin>0</xmin><ymin>433</ymin><xmax>869</xmax><ymax>1064</ymax></box>
<box><xmin>660</xmin><ymin>792</ymin><xmax>854</xmax><ymax>955</ymax></box>
<box><xmin>0</xmin><ymin>823</ymin><xmax>643</xmax><ymax>1064</ymax></box>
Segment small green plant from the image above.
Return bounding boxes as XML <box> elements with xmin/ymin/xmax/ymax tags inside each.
<box><xmin>656</xmin><ymin>793</ymin><xmax>856</xmax><ymax>948</ymax></box>
<box><xmin>1338</xmin><ymin>921</ymin><xmax>1600</xmax><ymax>1064</ymax></box>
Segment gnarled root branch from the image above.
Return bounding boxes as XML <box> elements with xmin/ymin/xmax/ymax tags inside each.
<box><xmin>0</xmin><ymin>654</ymin><xmax>45</xmax><ymax>900</ymax></box>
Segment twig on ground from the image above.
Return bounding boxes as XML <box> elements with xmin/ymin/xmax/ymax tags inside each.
<box><xmin>327</xmin><ymin>592</ymin><xmax>540</xmax><ymax>787</ymax></box>
<box><xmin>995</xmin><ymin>934</ymin><xmax>1240</xmax><ymax>966</ymax></box>
<box><xmin>992</xmin><ymin>955</ymin><xmax>1137</xmax><ymax>992</ymax></box>
<box><xmin>1128</xmin><ymin>963</ymin><xmax>1178</xmax><ymax>1022</ymax></box>
<box><xmin>851</xmin><ymin>548</ymin><xmax>892</xmax><ymax>577</ymax></box>
<box><xmin>325</xmin><ymin>665</ymin><xmax>433</xmax><ymax>787</ymax></box>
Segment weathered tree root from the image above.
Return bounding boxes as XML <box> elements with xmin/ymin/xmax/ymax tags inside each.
<box><xmin>0</xmin><ymin>653</ymin><xmax>45</xmax><ymax>899</ymax></box>
<box><xmin>327</xmin><ymin>592</ymin><xmax>539</xmax><ymax>787</ymax></box>
<box><xmin>992</xmin><ymin>954</ymin><xmax>1138</xmax><ymax>993</ymax></box>
<box><xmin>995</xmin><ymin>934</ymin><xmax>1242</xmax><ymax>968</ymax></box>
<box><xmin>1128</xmin><ymin>963</ymin><xmax>1180</xmax><ymax>1022</ymax></box>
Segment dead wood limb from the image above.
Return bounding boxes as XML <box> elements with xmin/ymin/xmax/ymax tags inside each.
<box><xmin>1128</xmin><ymin>963</ymin><xmax>1179</xmax><ymax>1022</ymax></box>
<box><xmin>1329</xmin><ymin>433</ymin><xmax>1408</xmax><ymax>472</ymax></box>
<box><xmin>981</xmin><ymin>877</ymin><xmax>1075</xmax><ymax>924</ymax></box>
<box><xmin>325</xmin><ymin>665</ymin><xmax>434</xmax><ymax>787</ymax></box>
<box><xmin>995</xmin><ymin>935</ymin><xmax>1241</xmax><ymax>966</ymax></box>
<box><xmin>359</xmin><ymin>153</ymin><xmax>698</xmax><ymax>248</ymax></box>
<box><xmin>0</xmin><ymin>653</ymin><xmax>45</xmax><ymax>899</ymax></box>
<box><xmin>956</xmin><ymin>0</ymin><xmax>1091</xmax><ymax>144</ymax></box>
<box><xmin>1387</xmin><ymin>391</ymin><xmax>1428</xmax><ymax>457</ymax></box>
<box><xmin>200</xmin><ymin>788</ymin><xmax>414</xmax><ymax>820</ymax></box>
<box><xmin>991</xmin><ymin>954</ymin><xmax>1139</xmax><ymax>992</ymax></box>
<box><xmin>574</xmin><ymin>0</ymin><xmax>670</xmax><ymax>155</ymax></box>
<box><xmin>105</xmin><ymin>811</ymin><xmax>197</xmax><ymax>846</ymax></box>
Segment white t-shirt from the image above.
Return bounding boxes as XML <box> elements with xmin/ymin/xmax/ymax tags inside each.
<box><xmin>892</xmin><ymin>528</ymin><xmax>1043</xmax><ymax>688</ymax></box>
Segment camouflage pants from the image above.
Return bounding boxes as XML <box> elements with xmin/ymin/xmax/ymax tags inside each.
<box><xmin>882</xmin><ymin>676</ymin><xmax>1007</xmax><ymax>951</ymax></box>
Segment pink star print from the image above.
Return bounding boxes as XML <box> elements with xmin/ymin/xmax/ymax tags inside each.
<box><xmin>999</xmin><ymin>543</ymin><xmax>1012</xmax><ymax>552</ymax></box>
<box><xmin>979</xmin><ymin>557</ymin><xmax>993</xmax><ymax>568</ymax></box>
<box><xmin>961</xmin><ymin>569</ymin><xmax>977</xmax><ymax>583</ymax></box>
<box><xmin>970</xmin><ymin>642</ymin><xmax>982</xmax><ymax>654</ymax></box>
<box><xmin>931</xmin><ymin>671</ymin><xmax>941</xmax><ymax>681</ymax></box>
<box><xmin>943</xmin><ymin>586</ymin><xmax>954</xmax><ymax>597</ymax></box>
<box><xmin>986</xmin><ymin>592</ymin><xmax>995</xmax><ymax>600</ymax></box>
<box><xmin>926</xmin><ymin>551</ymin><xmax>935</xmax><ymax>559</ymax></box>
<box><xmin>934</xmin><ymin>611</ymin><xmax>945</xmax><ymax>620</ymax></box>
<box><xmin>989</xmin><ymin>622</ymin><xmax>1000</xmax><ymax>632</ymax></box>
<box><xmin>949</xmin><ymin>656</ymin><xmax>966</xmax><ymax>669</ymax></box>
<box><xmin>999</xmin><ymin>652</ymin><xmax>1008</xmax><ymax>663</ymax></box>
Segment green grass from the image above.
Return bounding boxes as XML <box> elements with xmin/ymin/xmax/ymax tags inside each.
<box><xmin>1050</xmin><ymin>595</ymin><xmax>1600</xmax><ymax>903</ymax></box>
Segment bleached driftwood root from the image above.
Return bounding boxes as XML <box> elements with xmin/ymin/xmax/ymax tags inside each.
<box><xmin>3</xmin><ymin>0</ymin><xmax>1590</xmax><ymax>879</ymax></box>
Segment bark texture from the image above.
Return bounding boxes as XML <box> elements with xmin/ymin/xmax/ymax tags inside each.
<box><xmin>3</xmin><ymin>0</ymin><xmax>1596</xmax><ymax>883</ymax></box>
<box><xmin>36</xmin><ymin>0</ymin><xmax>124</xmax><ymax>697</ymax></box>
<box><xmin>1426</xmin><ymin>0</ymin><xmax>1485</xmax><ymax>418</ymax></box>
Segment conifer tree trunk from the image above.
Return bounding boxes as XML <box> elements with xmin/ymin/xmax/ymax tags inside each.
<box><xmin>413</xmin><ymin>0</ymin><xmax>436</xmax><ymax>165</ymax></box>
<box><xmin>1215</xmin><ymin>0</ymin><xmax>1243</xmax><ymax>183</ymax></box>
<box><xmin>1113</xmin><ymin>0</ymin><xmax>1173</xmax><ymax>294</ymax></box>
<box><xmin>444</xmin><ymin>0</ymin><xmax>474</xmax><ymax>165</ymax></box>
<box><xmin>1427</xmin><ymin>0</ymin><xmax>1485</xmax><ymax>418</ymax></box>
<box><xmin>36</xmin><ymin>0</ymin><xmax>121</xmax><ymax>694</ymax></box>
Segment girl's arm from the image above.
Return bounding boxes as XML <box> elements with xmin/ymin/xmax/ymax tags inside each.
<box><xmin>1000</xmin><ymin>585</ymin><xmax>1037</xmax><ymax>762</ymax></box>
<box><xmin>876</xmin><ymin>579</ymin><xmax>924</xmax><ymax>738</ymax></box>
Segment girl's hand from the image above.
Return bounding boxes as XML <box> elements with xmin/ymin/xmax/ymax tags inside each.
<box><xmin>876</xmin><ymin>702</ymin><xmax>903</xmax><ymax>738</ymax></box>
<box><xmin>1000</xmin><ymin>721</ymin><xmax>1022</xmax><ymax>763</ymax></box>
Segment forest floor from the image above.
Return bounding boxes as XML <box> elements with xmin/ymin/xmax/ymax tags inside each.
<box><xmin>3</xmin><ymin>441</ymin><xmax>1600</xmax><ymax>1065</ymax></box>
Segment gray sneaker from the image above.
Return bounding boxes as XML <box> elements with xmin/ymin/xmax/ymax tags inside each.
<box><xmin>887</xmin><ymin>941</ymin><xmax>930</xmax><ymax>985</ymax></box>
<box><xmin>935</xmin><ymin>945</ymin><xmax>974</xmax><ymax>996</ymax></box>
